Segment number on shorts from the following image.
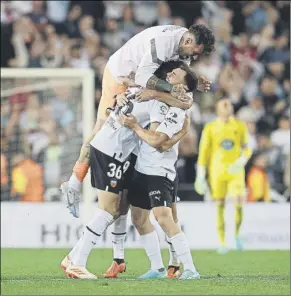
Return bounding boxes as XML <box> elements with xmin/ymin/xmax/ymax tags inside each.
<box><xmin>107</xmin><ymin>161</ymin><xmax>130</xmax><ymax>180</ymax></box>
<box><xmin>123</xmin><ymin>161</ymin><xmax>130</xmax><ymax>173</ymax></box>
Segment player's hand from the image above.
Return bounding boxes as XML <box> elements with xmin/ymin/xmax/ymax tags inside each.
<box><xmin>118</xmin><ymin>76</ymin><xmax>138</xmax><ymax>87</ymax></box>
<box><xmin>136</xmin><ymin>89</ymin><xmax>155</xmax><ymax>102</ymax></box>
<box><xmin>116</xmin><ymin>93</ymin><xmax>128</xmax><ymax>107</ymax></box>
<box><xmin>197</xmin><ymin>76</ymin><xmax>212</xmax><ymax>92</ymax></box>
<box><xmin>194</xmin><ymin>177</ymin><xmax>208</xmax><ymax>195</ymax></box>
<box><xmin>171</xmin><ymin>84</ymin><xmax>188</xmax><ymax>99</ymax></box>
<box><xmin>228</xmin><ymin>162</ymin><xmax>244</xmax><ymax>174</ymax></box>
<box><xmin>228</xmin><ymin>163</ymin><xmax>243</xmax><ymax>174</ymax></box>
<box><xmin>119</xmin><ymin>114</ymin><xmax>138</xmax><ymax>129</ymax></box>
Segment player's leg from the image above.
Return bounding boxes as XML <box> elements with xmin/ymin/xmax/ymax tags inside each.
<box><xmin>210</xmin><ymin>175</ymin><xmax>228</xmax><ymax>254</ymax></box>
<box><xmin>61</xmin><ymin>65</ymin><xmax>126</xmax><ymax>216</ymax></box>
<box><xmin>166</xmin><ymin>201</ymin><xmax>181</xmax><ymax>278</ymax></box>
<box><xmin>63</xmin><ymin>147</ymin><xmax>126</xmax><ymax>279</ymax></box>
<box><xmin>127</xmin><ymin>171</ymin><xmax>166</xmax><ymax>278</ymax></box>
<box><xmin>131</xmin><ymin>206</ymin><xmax>167</xmax><ymax>278</ymax></box>
<box><xmin>104</xmin><ymin>153</ymin><xmax>137</xmax><ymax>278</ymax></box>
<box><xmin>65</xmin><ymin>190</ymin><xmax>119</xmax><ymax>279</ymax></box>
<box><xmin>150</xmin><ymin>176</ymin><xmax>199</xmax><ymax>280</ymax></box>
<box><xmin>104</xmin><ymin>190</ymin><xmax>129</xmax><ymax>278</ymax></box>
<box><xmin>229</xmin><ymin>173</ymin><xmax>246</xmax><ymax>251</ymax></box>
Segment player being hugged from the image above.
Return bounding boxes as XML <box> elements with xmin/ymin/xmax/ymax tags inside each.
<box><xmin>194</xmin><ymin>98</ymin><xmax>252</xmax><ymax>254</ymax></box>
<box><xmin>60</xmin><ymin>60</ymin><xmax>210</xmax><ymax>279</ymax></box>
<box><xmin>60</xmin><ymin>24</ymin><xmax>215</xmax><ymax>219</ymax></box>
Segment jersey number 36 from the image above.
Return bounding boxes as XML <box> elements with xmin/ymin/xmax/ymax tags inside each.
<box><xmin>107</xmin><ymin>161</ymin><xmax>130</xmax><ymax>180</ymax></box>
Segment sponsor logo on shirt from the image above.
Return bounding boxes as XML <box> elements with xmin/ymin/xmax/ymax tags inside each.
<box><xmin>149</xmin><ymin>190</ymin><xmax>161</xmax><ymax>196</ymax></box>
<box><xmin>106</xmin><ymin>116</ymin><xmax>119</xmax><ymax>131</ymax></box>
<box><xmin>220</xmin><ymin>139</ymin><xmax>235</xmax><ymax>150</ymax></box>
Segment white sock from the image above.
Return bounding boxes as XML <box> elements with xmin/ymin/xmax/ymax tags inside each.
<box><xmin>69</xmin><ymin>174</ymin><xmax>82</xmax><ymax>192</ymax></box>
<box><xmin>140</xmin><ymin>231</ymin><xmax>164</xmax><ymax>271</ymax></box>
<box><xmin>166</xmin><ymin>222</ymin><xmax>181</xmax><ymax>266</ymax></box>
<box><xmin>112</xmin><ymin>215</ymin><xmax>127</xmax><ymax>260</ymax></box>
<box><xmin>170</xmin><ymin>232</ymin><xmax>197</xmax><ymax>273</ymax></box>
<box><xmin>68</xmin><ymin>232</ymin><xmax>84</xmax><ymax>259</ymax></box>
<box><xmin>72</xmin><ymin>208</ymin><xmax>114</xmax><ymax>267</ymax></box>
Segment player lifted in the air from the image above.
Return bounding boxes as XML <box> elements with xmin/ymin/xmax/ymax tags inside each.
<box><xmin>194</xmin><ymin>98</ymin><xmax>252</xmax><ymax>254</ymax></box>
<box><xmin>60</xmin><ymin>24</ymin><xmax>215</xmax><ymax>216</ymax></box>
<box><xmin>61</xmin><ymin>61</ymin><xmax>202</xmax><ymax>279</ymax></box>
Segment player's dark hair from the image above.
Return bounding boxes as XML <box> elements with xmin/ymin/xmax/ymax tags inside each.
<box><xmin>154</xmin><ymin>61</ymin><xmax>183</xmax><ymax>80</ymax></box>
<box><xmin>188</xmin><ymin>24</ymin><xmax>216</xmax><ymax>56</ymax></box>
<box><xmin>154</xmin><ymin>61</ymin><xmax>198</xmax><ymax>92</ymax></box>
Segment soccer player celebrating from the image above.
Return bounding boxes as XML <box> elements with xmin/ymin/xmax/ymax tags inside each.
<box><xmin>194</xmin><ymin>98</ymin><xmax>252</xmax><ymax>254</ymax></box>
<box><xmin>105</xmin><ymin>61</ymin><xmax>202</xmax><ymax>280</ymax></box>
<box><xmin>119</xmin><ymin>87</ymin><xmax>200</xmax><ymax>279</ymax></box>
<box><xmin>61</xmin><ymin>62</ymin><xmax>205</xmax><ymax>279</ymax></box>
<box><xmin>60</xmin><ymin>24</ymin><xmax>215</xmax><ymax>219</ymax></box>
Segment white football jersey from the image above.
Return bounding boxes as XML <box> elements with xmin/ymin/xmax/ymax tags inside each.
<box><xmin>107</xmin><ymin>25</ymin><xmax>188</xmax><ymax>87</ymax></box>
<box><xmin>135</xmin><ymin>107</ymin><xmax>186</xmax><ymax>181</ymax></box>
<box><xmin>90</xmin><ymin>88</ymin><xmax>170</xmax><ymax>162</ymax></box>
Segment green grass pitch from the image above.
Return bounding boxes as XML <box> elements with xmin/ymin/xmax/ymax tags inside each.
<box><xmin>1</xmin><ymin>249</ymin><xmax>290</xmax><ymax>295</ymax></box>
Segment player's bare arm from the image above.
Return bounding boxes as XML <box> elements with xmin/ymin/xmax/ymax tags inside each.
<box><xmin>158</xmin><ymin>116</ymin><xmax>190</xmax><ymax>152</ymax></box>
<box><xmin>136</xmin><ymin>89</ymin><xmax>193</xmax><ymax>110</ymax></box>
<box><xmin>120</xmin><ymin>114</ymin><xmax>168</xmax><ymax>148</ymax></box>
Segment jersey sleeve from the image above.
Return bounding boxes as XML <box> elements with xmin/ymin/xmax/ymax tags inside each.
<box><xmin>156</xmin><ymin>107</ymin><xmax>185</xmax><ymax>139</ymax></box>
<box><xmin>197</xmin><ymin>123</ymin><xmax>212</xmax><ymax>167</ymax></box>
<box><xmin>135</xmin><ymin>36</ymin><xmax>175</xmax><ymax>88</ymax></box>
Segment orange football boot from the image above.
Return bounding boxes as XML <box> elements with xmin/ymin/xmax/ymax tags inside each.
<box><xmin>167</xmin><ymin>265</ymin><xmax>182</xmax><ymax>279</ymax></box>
<box><xmin>104</xmin><ymin>261</ymin><xmax>126</xmax><ymax>278</ymax></box>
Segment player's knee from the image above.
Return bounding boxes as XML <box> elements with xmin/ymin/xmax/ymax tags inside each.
<box><xmin>98</xmin><ymin>193</ymin><xmax>120</xmax><ymax>218</ymax></box>
<box><xmin>131</xmin><ymin>212</ymin><xmax>151</xmax><ymax>234</ymax></box>
<box><xmin>154</xmin><ymin>207</ymin><xmax>172</xmax><ymax>228</ymax></box>
<box><xmin>216</xmin><ymin>199</ymin><xmax>225</xmax><ymax>207</ymax></box>
<box><xmin>234</xmin><ymin>196</ymin><xmax>243</xmax><ymax>207</ymax></box>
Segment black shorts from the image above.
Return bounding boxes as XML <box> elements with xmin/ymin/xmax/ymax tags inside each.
<box><xmin>123</xmin><ymin>153</ymin><xmax>137</xmax><ymax>190</ymax></box>
<box><xmin>90</xmin><ymin>145</ymin><xmax>136</xmax><ymax>194</ymax></box>
<box><xmin>128</xmin><ymin>170</ymin><xmax>178</xmax><ymax>210</ymax></box>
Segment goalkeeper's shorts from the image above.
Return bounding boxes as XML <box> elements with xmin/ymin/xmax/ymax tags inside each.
<box><xmin>209</xmin><ymin>171</ymin><xmax>246</xmax><ymax>199</ymax></box>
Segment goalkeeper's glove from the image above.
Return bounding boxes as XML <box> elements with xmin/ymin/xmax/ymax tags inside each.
<box><xmin>194</xmin><ymin>165</ymin><xmax>208</xmax><ymax>195</ymax></box>
<box><xmin>228</xmin><ymin>156</ymin><xmax>249</xmax><ymax>174</ymax></box>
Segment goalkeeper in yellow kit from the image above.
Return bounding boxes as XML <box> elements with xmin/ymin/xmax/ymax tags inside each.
<box><xmin>194</xmin><ymin>98</ymin><xmax>252</xmax><ymax>254</ymax></box>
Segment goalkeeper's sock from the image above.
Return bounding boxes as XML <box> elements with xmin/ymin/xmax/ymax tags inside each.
<box><xmin>112</xmin><ymin>215</ymin><xmax>127</xmax><ymax>260</ymax></box>
<box><xmin>235</xmin><ymin>205</ymin><xmax>243</xmax><ymax>236</ymax></box>
<box><xmin>69</xmin><ymin>174</ymin><xmax>82</xmax><ymax>192</ymax></box>
<box><xmin>170</xmin><ymin>232</ymin><xmax>197</xmax><ymax>273</ymax></box>
<box><xmin>166</xmin><ymin>222</ymin><xmax>181</xmax><ymax>266</ymax></box>
<box><xmin>72</xmin><ymin>208</ymin><xmax>114</xmax><ymax>267</ymax></box>
<box><xmin>140</xmin><ymin>231</ymin><xmax>165</xmax><ymax>271</ymax></box>
<box><xmin>217</xmin><ymin>204</ymin><xmax>226</xmax><ymax>247</ymax></box>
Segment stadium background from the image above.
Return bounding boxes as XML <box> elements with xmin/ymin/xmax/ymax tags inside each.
<box><xmin>1</xmin><ymin>0</ymin><xmax>290</xmax><ymax>203</ymax></box>
<box><xmin>0</xmin><ymin>2</ymin><xmax>290</xmax><ymax>295</ymax></box>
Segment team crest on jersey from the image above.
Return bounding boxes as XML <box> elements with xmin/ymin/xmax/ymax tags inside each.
<box><xmin>110</xmin><ymin>179</ymin><xmax>117</xmax><ymax>188</ymax></box>
<box><xmin>220</xmin><ymin>139</ymin><xmax>235</xmax><ymax>150</ymax></box>
<box><xmin>160</xmin><ymin>105</ymin><xmax>168</xmax><ymax>115</ymax></box>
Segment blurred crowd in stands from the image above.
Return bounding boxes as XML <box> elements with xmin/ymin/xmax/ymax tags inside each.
<box><xmin>1</xmin><ymin>1</ymin><xmax>290</xmax><ymax>202</ymax></box>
